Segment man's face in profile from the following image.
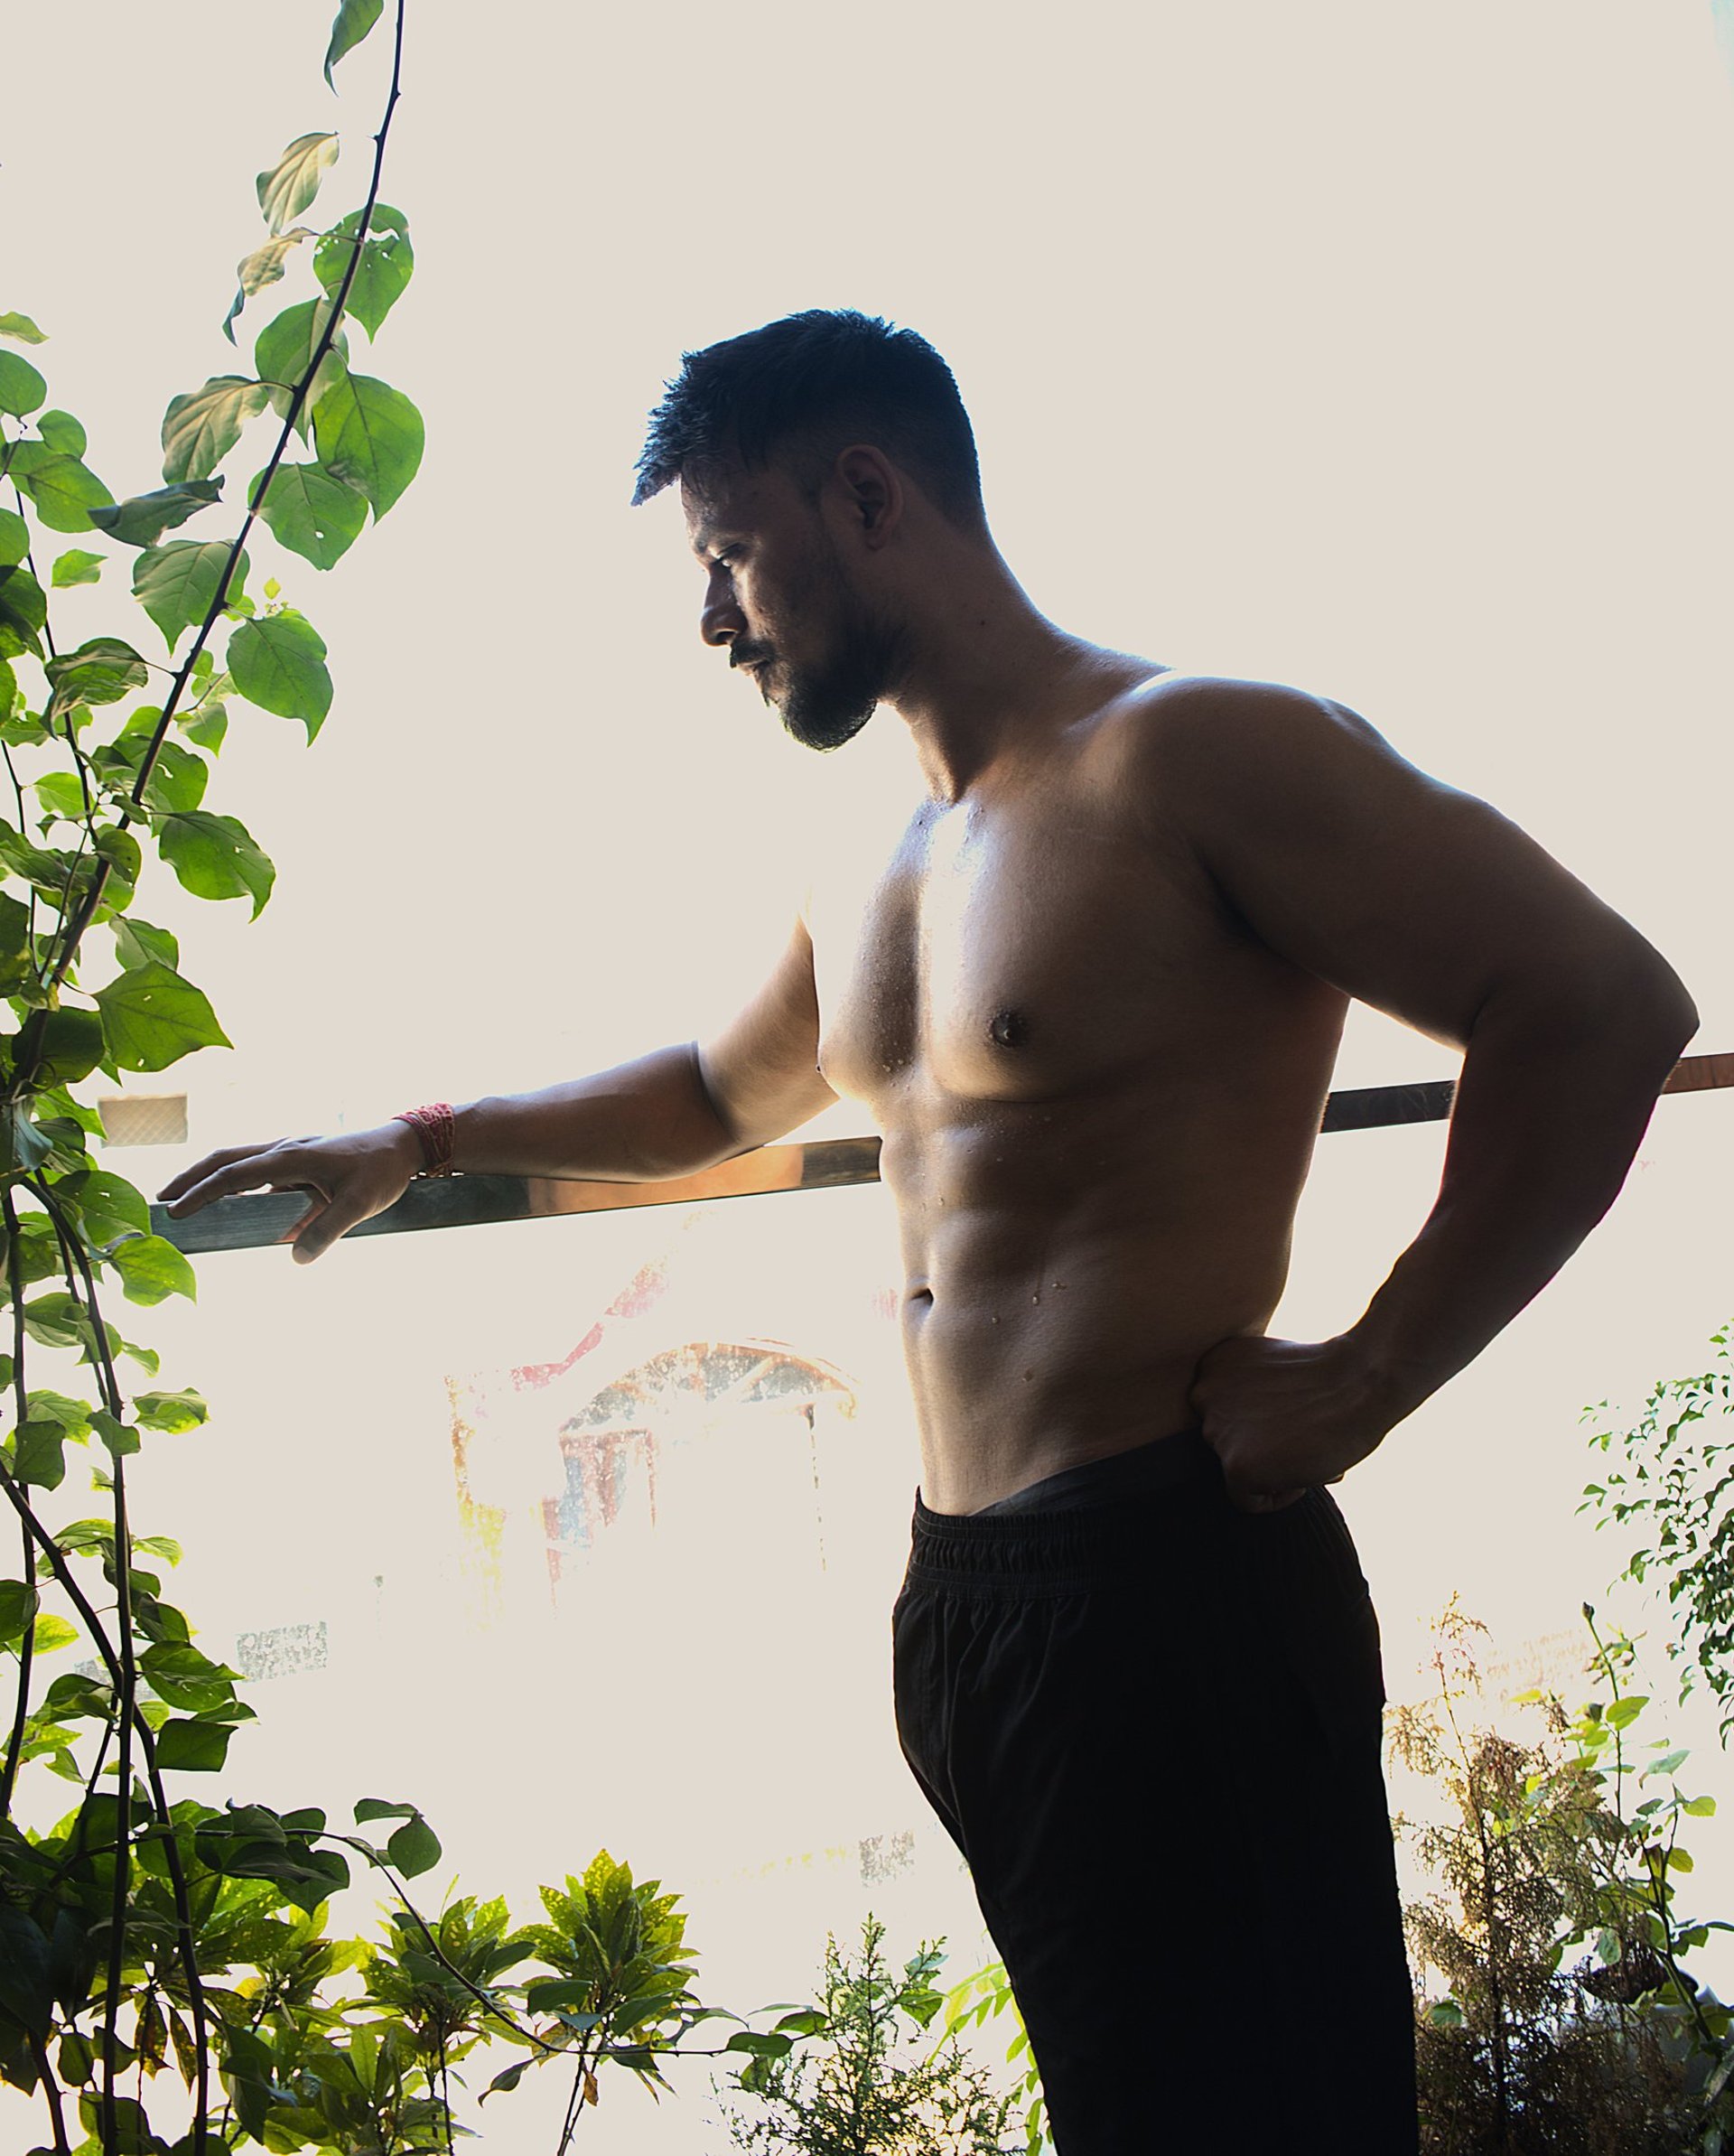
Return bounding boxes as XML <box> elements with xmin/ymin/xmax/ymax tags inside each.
<box><xmin>683</xmin><ymin>462</ymin><xmax>902</xmax><ymax>751</ymax></box>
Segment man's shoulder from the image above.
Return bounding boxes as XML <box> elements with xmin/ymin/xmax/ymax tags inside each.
<box><xmin>1119</xmin><ymin>667</ymin><xmax>1348</xmax><ymax>734</ymax></box>
<box><xmin>1100</xmin><ymin>668</ymin><xmax>1383</xmax><ymax>795</ymax></box>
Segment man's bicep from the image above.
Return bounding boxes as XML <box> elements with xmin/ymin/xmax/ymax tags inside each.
<box><xmin>696</xmin><ymin>918</ymin><xmax>838</xmax><ymax>1153</ymax></box>
<box><xmin>1169</xmin><ymin>682</ymin><xmax>1650</xmax><ymax>1045</ymax></box>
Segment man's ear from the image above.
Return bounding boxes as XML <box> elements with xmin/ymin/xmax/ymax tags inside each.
<box><xmin>832</xmin><ymin>445</ymin><xmax>903</xmax><ymax>549</ymax></box>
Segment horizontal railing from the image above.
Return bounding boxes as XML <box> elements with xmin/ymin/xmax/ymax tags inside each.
<box><xmin>152</xmin><ymin>1053</ymin><xmax>1734</xmax><ymax>1256</ymax></box>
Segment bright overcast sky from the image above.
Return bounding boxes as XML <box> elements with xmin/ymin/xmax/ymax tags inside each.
<box><xmin>7</xmin><ymin>0</ymin><xmax>1734</xmax><ymax>2077</ymax></box>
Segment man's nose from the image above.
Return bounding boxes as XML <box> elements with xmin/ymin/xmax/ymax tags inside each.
<box><xmin>701</xmin><ymin>582</ymin><xmax>744</xmax><ymax>649</ymax></box>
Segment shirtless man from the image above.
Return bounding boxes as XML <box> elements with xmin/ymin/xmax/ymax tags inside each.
<box><xmin>163</xmin><ymin>311</ymin><xmax>1697</xmax><ymax>2152</ymax></box>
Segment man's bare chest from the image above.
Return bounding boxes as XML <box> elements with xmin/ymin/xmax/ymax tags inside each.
<box><xmin>810</xmin><ymin>784</ymin><xmax>1231</xmax><ymax>1110</ymax></box>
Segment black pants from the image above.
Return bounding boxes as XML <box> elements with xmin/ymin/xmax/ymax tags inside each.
<box><xmin>891</xmin><ymin>1429</ymin><xmax>1418</xmax><ymax>2154</ymax></box>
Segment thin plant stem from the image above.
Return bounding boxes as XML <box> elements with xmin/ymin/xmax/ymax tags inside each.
<box><xmin>30</xmin><ymin>1173</ymin><xmax>213</xmax><ymax>2151</ymax></box>
<box><xmin>2</xmin><ymin>1516</ymin><xmax>37</xmax><ymax>1815</ymax></box>
<box><xmin>0</xmin><ymin>1184</ymin><xmax>33</xmax><ymax>1815</ymax></box>
<box><xmin>26</xmin><ymin>2030</ymin><xmax>72</xmax><ymax>2156</ymax></box>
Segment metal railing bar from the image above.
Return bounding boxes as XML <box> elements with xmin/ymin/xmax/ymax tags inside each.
<box><xmin>147</xmin><ymin>1053</ymin><xmax>1732</xmax><ymax>1256</ymax></box>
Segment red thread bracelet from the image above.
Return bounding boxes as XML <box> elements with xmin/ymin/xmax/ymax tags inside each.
<box><xmin>395</xmin><ymin>1102</ymin><xmax>454</xmax><ymax>1178</ymax></box>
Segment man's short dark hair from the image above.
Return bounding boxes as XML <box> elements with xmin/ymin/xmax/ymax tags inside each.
<box><xmin>633</xmin><ymin>310</ymin><xmax>986</xmax><ymax>530</ymax></box>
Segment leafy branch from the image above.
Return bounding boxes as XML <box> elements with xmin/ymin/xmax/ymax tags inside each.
<box><xmin>0</xmin><ymin>12</ymin><xmax>792</xmax><ymax>2151</ymax></box>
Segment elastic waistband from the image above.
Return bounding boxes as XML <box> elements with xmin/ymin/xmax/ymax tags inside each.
<box><xmin>905</xmin><ymin>1429</ymin><xmax>1233</xmax><ymax>1592</ymax></box>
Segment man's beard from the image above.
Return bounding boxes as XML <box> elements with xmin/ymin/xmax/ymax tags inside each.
<box><xmin>749</xmin><ymin>583</ymin><xmax>905</xmax><ymax>752</ymax></box>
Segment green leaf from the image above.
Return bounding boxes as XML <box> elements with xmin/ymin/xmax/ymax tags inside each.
<box><xmin>95</xmin><ymin>823</ymin><xmax>142</xmax><ymax>888</ymax></box>
<box><xmin>95</xmin><ymin>1414</ymin><xmax>135</xmax><ymax>1463</ymax></box>
<box><xmin>0</xmin><ymin>509</ymin><xmax>27</xmax><ymax>566</ymax></box>
<box><xmin>112</xmin><ymin>917</ymin><xmax>179</xmax><ymax>973</ymax></box>
<box><xmin>250</xmin><ymin>460</ymin><xmax>367</xmax><ymax>570</ymax></box>
<box><xmin>88</xmin><ymin>480</ymin><xmax>222</xmax><ymax>549</ymax></box>
<box><xmin>0</xmin><ymin>891</ymin><xmax>31</xmax><ymax>994</ymax></box>
<box><xmin>0</xmin><ymin>350</ymin><xmax>47</xmax><ymax>416</ymax></box>
<box><xmin>140</xmin><ymin>740</ymin><xmax>210</xmax><ymax>816</ymax></box>
<box><xmin>34</xmin><ymin>769</ymin><xmax>86</xmax><ymax>819</ymax></box>
<box><xmin>0</xmin><ymin>564</ymin><xmax>46</xmax><ymax>659</ymax></box>
<box><xmin>132</xmin><ymin>1389</ymin><xmax>209</xmax><ymax>1434</ymax></box>
<box><xmin>312</xmin><ymin>373</ymin><xmax>423</xmax><ymax>518</ymax></box>
<box><xmin>60</xmin><ymin>1167</ymin><xmax>152</xmax><ymax>1247</ymax></box>
<box><xmin>0</xmin><ymin>1106</ymin><xmax>55</xmax><ymax>1175</ymax></box>
<box><xmin>34</xmin><ymin>1007</ymin><xmax>106</xmax><ymax>1085</ymax></box>
<box><xmin>133</xmin><ymin>540</ymin><xmax>246</xmax><ymax>649</ymax></box>
<box><xmin>36</xmin><ymin>409</ymin><xmax>85</xmax><ymax>457</ymax></box>
<box><xmin>182</xmin><ymin>711</ymin><xmax>226</xmax><ymax>756</ymax></box>
<box><xmin>14</xmin><ymin>453</ymin><xmax>113</xmax><ymax>535</ymax></box>
<box><xmin>155</xmin><ymin>1716</ymin><xmax>236</xmax><ymax>1771</ymax></box>
<box><xmin>108</xmin><ymin>1233</ymin><xmax>196</xmax><ymax>1306</ymax></box>
<box><xmin>11</xmin><ymin>1417</ymin><xmax>70</xmax><ymax>1489</ymax></box>
<box><xmin>387</xmin><ymin>1815</ymin><xmax>442</xmax><ymax>1878</ymax></box>
<box><xmin>44</xmin><ymin>635</ymin><xmax>149</xmax><ymax>710</ymax></box>
<box><xmin>354</xmin><ymin>1797</ymin><xmax>417</xmax><ymax>1824</ymax></box>
<box><xmin>324</xmin><ymin>0</ymin><xmax>384</xmax><ymax>83</ymax></box>
<box><xmin>254</xmin><ymin>298</ymin><xmax>350</xmax><ymax>439</ymax></box>
<box><xmin>182</xmin><ymin>676</ymin><xmax>229</xmax><ymax>751</ymax></box>
<box><xmin>0</xmin><ymin>1909</ymin><xmax>52</xmax><ymax>2037</ymax></box>
<box><xmin>314</xmin><ymin>207</ymin><xmax>414</xmax><ymax>339</ymax></box>
<box><xmin>95</xmin><ymin>960</ymin><xmax>232</xmax><ymax>1070</ymax></box>
<box><xmin>256</xmin><ymin>133</ymin><xmax>340</xmax><ymax>235</ymax></box>
<box><xmin>0</xmin><ymin>313</ymin><xmax>47</xmax><ymax>346</ymax></box>
<box><xmin>31</xmin><ymin>1613</ymin><xmax>78</xmax><ymax>1653</ymax></box>
<box><xmin>0</xmin><ymin>1579</ymin><xmax>39</xmax><ymax>1643</ymax></box>
<box><xmin>28</xmin><ymin>1392</ymin><xmax>95</xmax><ymax>1433</ymax></box>
<box><xmin>223</xmin><ymin>227</ymin><xmax>317</xmax><ymax>343</ymax></box>
<box><xmin>156</xmin><ymin>810</ymin><xmax>275</xmax><ymax>915</ymax></box>
<box><xmin>161</xmin><ymin>377</ymin><xmax>273</xmax><ymax>485</ymax></box>
<box><xmin>1685</xmin><ymin>1794</ymin><xmax>1717</xmax><ymax>1816</ymax></box>
<box><xmin>51</xmin><ymin>548</ymin><xmax>104</xmax><ymax>588</ymax></box>
<box><xmin>0</xmin><ymin>825</ymin><xmax>81</xmax><ymax>901</ymax></box>
<box><xmin>141</xmin><ymin>1643</ymin><xmax>235</xmax><ymax>1710</ymax></box>
<box><xmin>524</xmin><ymin>1978</ymin><xmax>599</xmax><ymax>2014</ymax></box>
<box><xmin>1605</xmin><ymin>1694</ymin><xmax>1648</xmax><ymax>1731</ymax></box>
<box><xmin>227</xmin><ymin>611</ymin><xmax>331</xmax><ymax>738</ymax></box>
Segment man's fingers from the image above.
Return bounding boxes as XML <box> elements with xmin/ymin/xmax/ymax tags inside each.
<box><xmin>274</xmin><ymin>1193</ymin><xmax>329</xmax><ymax>1248</ymax></box>
<box><xmin>158</xmin><ymin>1144</ymin><xmax>278</xmax><ymax>1206</ymax></box>
<box><xmin>288</xmin><ymin>1199</ymin><xmax>369</xmax><ymax>1265</ymax></box>
<box><xmin>163</xmin><ymin>1151</ymin><xmax>330</xmax><ymax>1218</ymax></box>
<box><xmin>1229</xmin><ymin>1484</ymin><xmax>1306</xmax><ymax>1515</ymax></box>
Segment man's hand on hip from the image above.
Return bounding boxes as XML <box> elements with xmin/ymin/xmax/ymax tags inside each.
<box><xmin>1189</xmin><ymin>1333</ymin><xmax>1407</xmax><ymax>1514</ymax></box>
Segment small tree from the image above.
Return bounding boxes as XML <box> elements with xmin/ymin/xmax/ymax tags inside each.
<box><xmin>1582</xmin><ymin>1323</ymin><xmax>1734</xmax><ymax>1741</ymax></box>
<box><xmin>720</xmin><ymin>1916</ymin><xmax>1018</xmax><ymax>2156</ymax></box>
<box><xmin>1389</xmin><ymin>1601</ymin><xmax>1728</xmax><ymax>2153</ymax></box>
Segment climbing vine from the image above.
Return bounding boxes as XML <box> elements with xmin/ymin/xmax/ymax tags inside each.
<box><xmin>0</xmin><ymin>8</ymin><xmax>791</xmax><ymax>2151</ymax></box>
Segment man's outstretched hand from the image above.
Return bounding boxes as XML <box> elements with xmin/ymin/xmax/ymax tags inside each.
<box><xmin>1189</xmin><ymin>1332</ymin><xmax>1414</xmax><ymax>1513</ymax></box>
<box><xmin>157</xmin><ymin>1123</ymin><xmax>424</xmax><ymax>1265</ymax></box>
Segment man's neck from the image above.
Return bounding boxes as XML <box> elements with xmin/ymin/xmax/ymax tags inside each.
<box><xmin>881</xmin><ymin>546</ymin><xmax>1151</xmax><ymax>801</ymax></box>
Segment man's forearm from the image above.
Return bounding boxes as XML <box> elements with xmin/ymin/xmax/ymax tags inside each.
<box><xmin>1346</xmin><ymin>960</ymin><xmax>1698</xmax><ymax>1414</ymax></box>
<box><xmin>447</xmin><ymin>1043</ymin><xmax>743</xmax><ymax>1183</ymax></box>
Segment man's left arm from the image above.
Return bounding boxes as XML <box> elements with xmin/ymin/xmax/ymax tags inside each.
<box><xmin>1150</xmin><ymin>677</ymin><xmax>1701</xmax><ymax>1508</ymax></box>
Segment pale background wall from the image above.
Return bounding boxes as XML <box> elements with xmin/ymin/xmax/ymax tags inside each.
<box><xmin>4</xmin><ymin>2</ymin><xmax>1733</xmax><ymax>2148</ymax></box>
